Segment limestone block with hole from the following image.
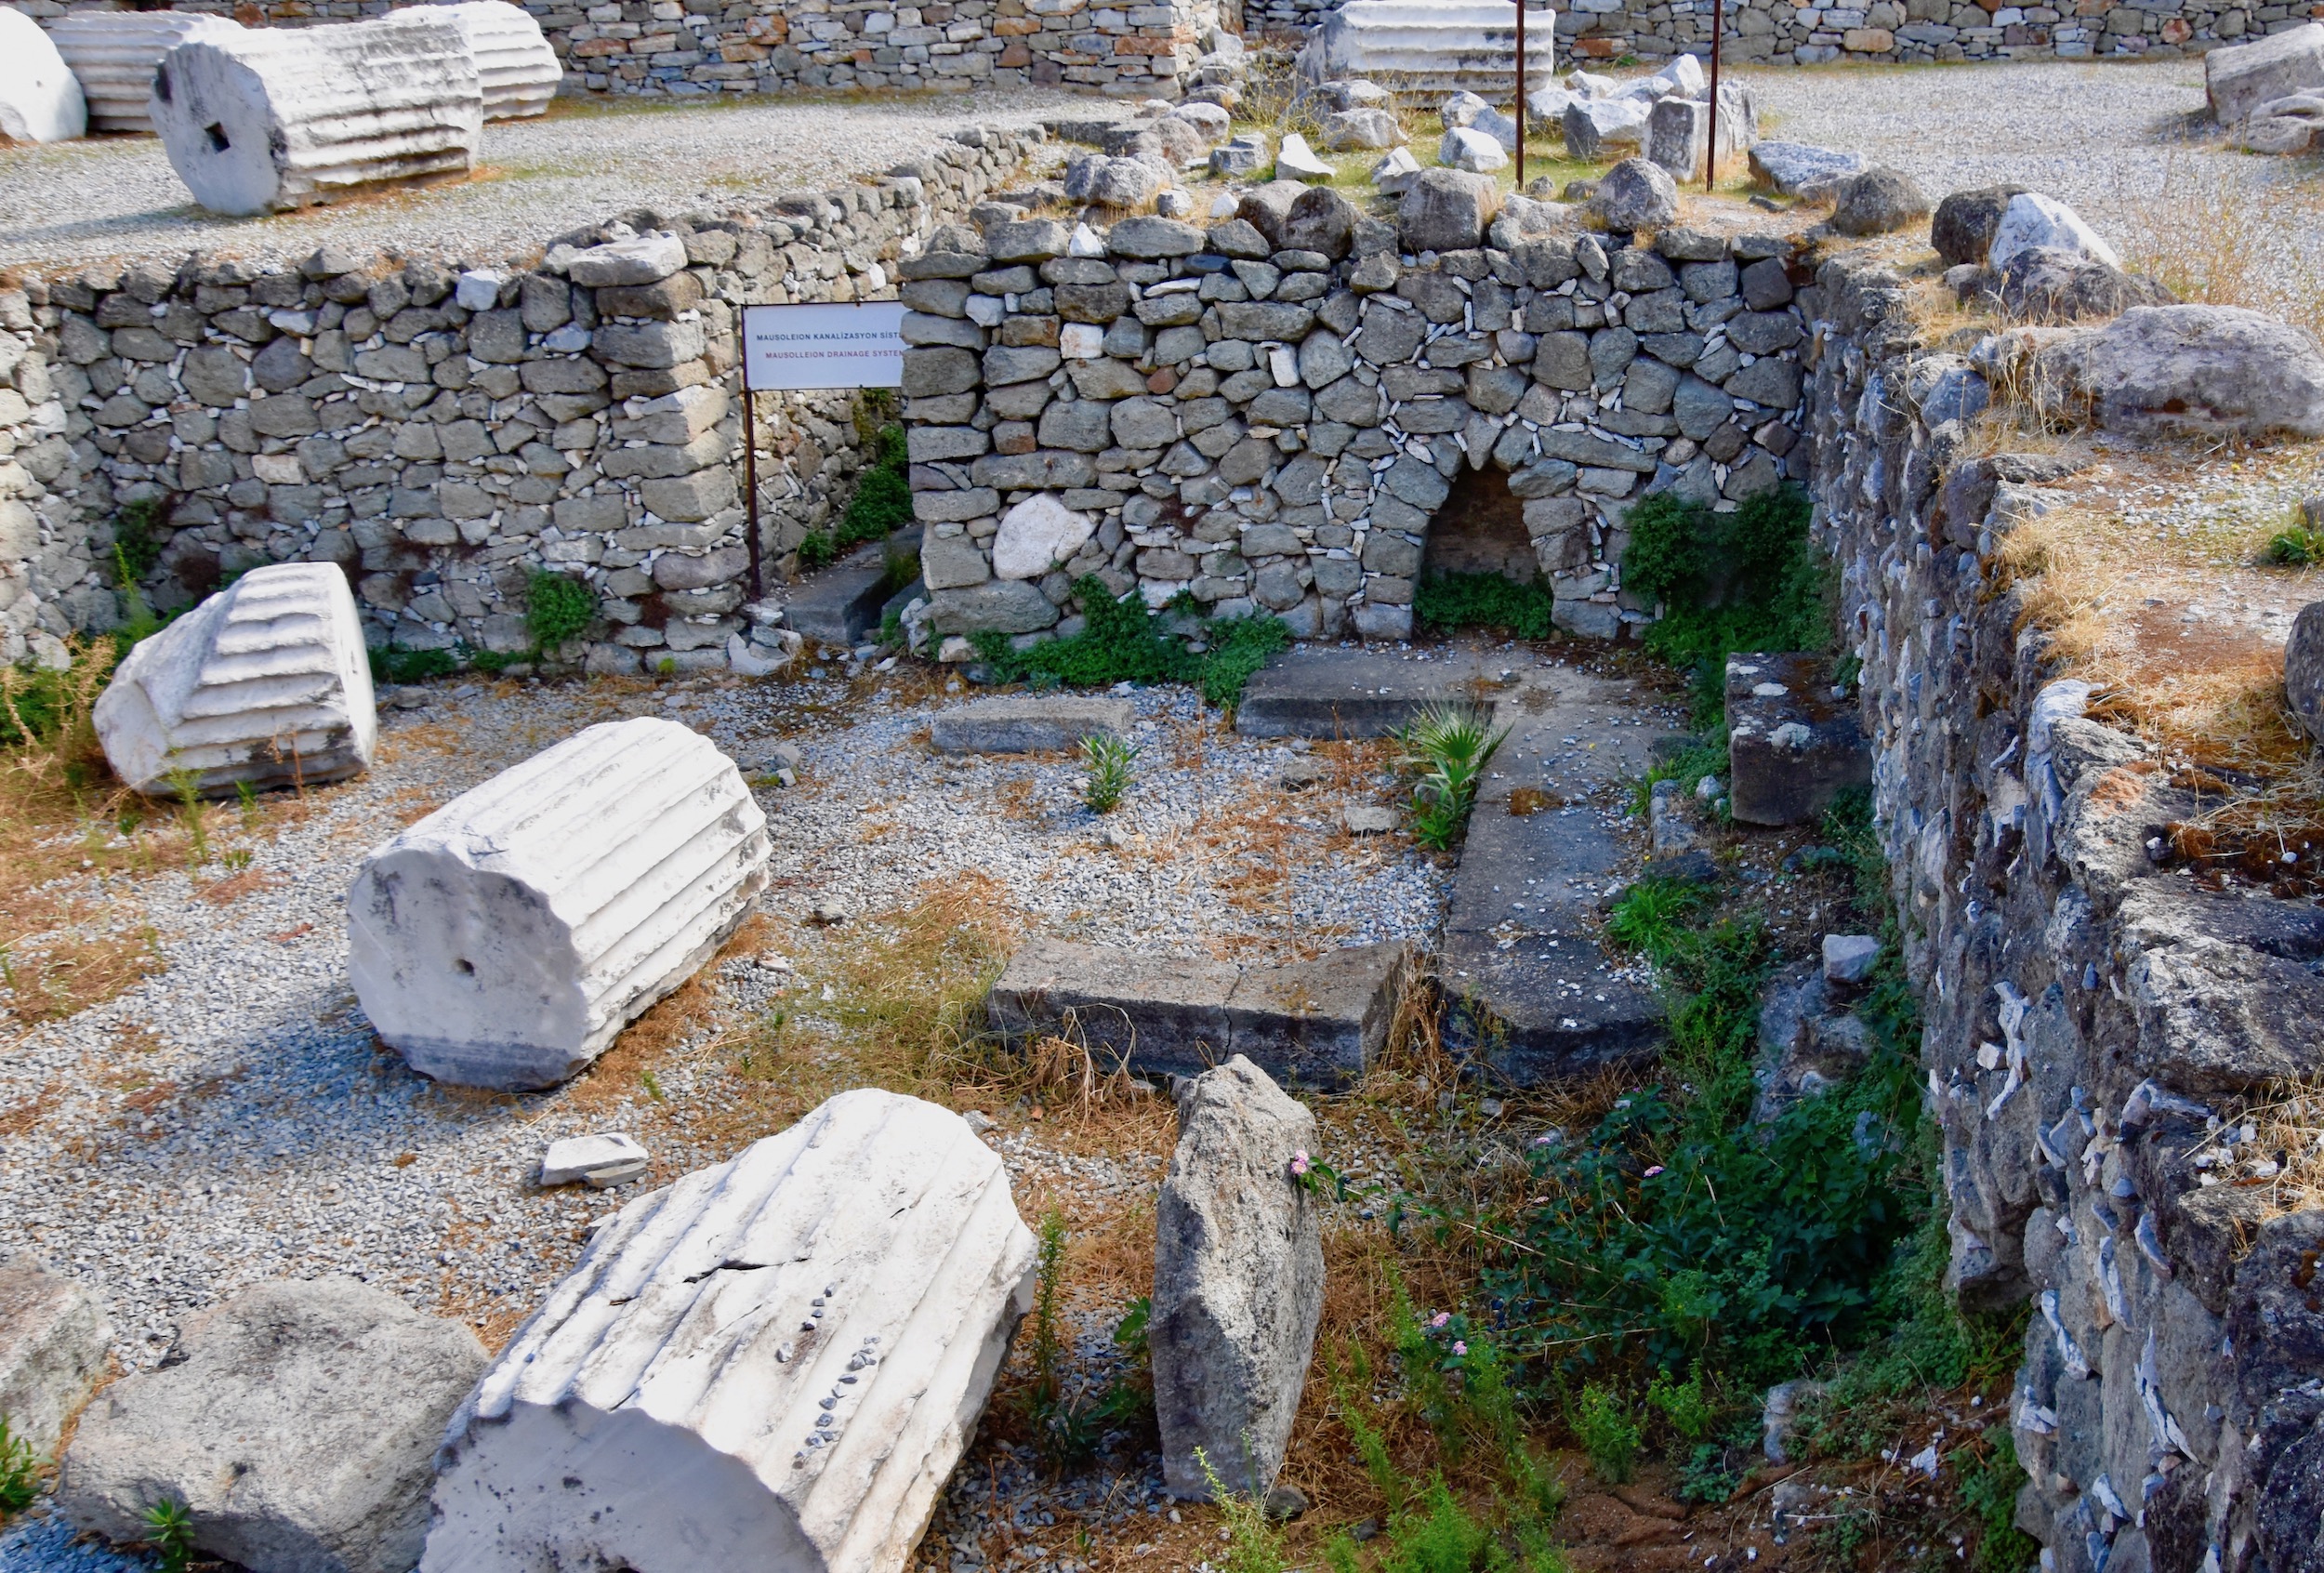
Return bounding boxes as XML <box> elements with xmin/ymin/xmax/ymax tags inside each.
<box><xmin>421</xmin><ymin>1089</ymin><xmax>1037</xmax><ymax>1573</ymax></box>
<box><xmin>46</xmin><ymin>11</ymin><xmax>241</xmax><ymax>135</ymax></box>
<box><xmin>93</xmin><ymin>562</ymin><xmax>376</xmax><ymax>799</ymax></box>
<box><xmin>434</xmin><ymin>0</ymin><xmax>561</xmax><ymax>120</ymax></box>
<box><xmin>0</xmin><ymin>7</ymin><xmax>87</xmax><ymax>142</ymax></box>
<box><xmin>1299</xmin><ymin>0</ymin><xmax>1557</xmax><ymax>98</ymax></box>
<box><xmin>0</xmin><ymin>1259</ymin><xmax>112</xmax><ymax>1460</ymax></box>
<box><xmin>151</xmin><ymin>10</ymin><xmax>481</xmax><ymax>216</ymax></box>
<box><xmin>348</xmin><ymin>717</ymin><xmax>771</xmax><ymax>1091</ymax></box>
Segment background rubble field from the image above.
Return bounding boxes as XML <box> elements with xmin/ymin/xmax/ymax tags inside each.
<box><xmin>0</xmin><ymin>86</ymin><xmax>1089</xmax><ymax>271</ymax></box>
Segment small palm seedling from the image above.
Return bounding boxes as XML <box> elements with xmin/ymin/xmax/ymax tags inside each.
<box><xmin>142</xmin><ymin>1498</ymin><xmax>196</xmax><ymax>1573</ymax></box>
<box><xmin>1080</xmin><ymin>734</ymin><xmax>1138</xmax><ymax>814</ymax></box>
<box><xmin>1398</xmin><ymin>704</ymin><xmax>1508</xmax><ymax>851</ymax></box>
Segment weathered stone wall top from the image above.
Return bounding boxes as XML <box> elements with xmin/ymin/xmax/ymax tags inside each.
<box><xmin>1802</xmin><ymin>249</ymin><xmax>2324</xmax><ymax>1573</ymax></box>
<box><xmin>0</xmin><ymin>124</ymin><xmax>1042</xmax><ymax>674</ymax></box>
<box><xmin>898</xmin><ymin>181</ymin><xmax>1812</xmax><ymax>650</ymax></box>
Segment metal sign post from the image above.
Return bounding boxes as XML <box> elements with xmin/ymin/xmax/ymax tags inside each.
<box><xmin>734</xmin><ymin>299</ymin><xmax>907</xmax><ymax>601</ymax></box>
<box><xmin>1514</xmin><ymin>0</ymin><xmax>1525</xmax><ymax>189</ymax></box>
<box><xmin>1707</xmin><ymin>0</ymin><xmax>1723</xmax><ymax>191</ymax></box>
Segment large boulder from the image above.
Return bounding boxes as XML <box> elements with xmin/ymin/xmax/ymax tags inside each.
<box><xmin>1725</xmin><ymin>653</ymin><xmax>1870</xmax><ymax>826</ymax></box>
<box><xmin>1987</xmin><ymin>192</ymin><xmax>2119</xmax><ymax>271</ymax></box>
<box><xmin>151</xmin><ymin>10</ymin><xmax>482</xmax><ymax>214</ymax></box>
<box><xmin>1281</xmin><ymin>184</ymin><xmax>1362</xmax><ymax>258</ymax></box>
<box><xmin>2205</xmin><ymin>21</ymin><xmax>2324</xmax><ymax>126</ymax></box>
<box><xmin>1438</xmin><ymin>125</ymin><xmax>1508</xmax><ymax>172</ymax></box>
<box><xmin>1987</xmin><ymin>305</ymin><xmax>2324</xmax><ymax>441</ymax></box>
<box><xmin>991</xmin><ymin>495</ymin><xmax>1094</xmax><ymax>580</ymax></box>
<box><xmin>1983</xmin><ymin>245</ymin><xmax>2173</xmax><ymax>324</ymax></box>
<box><xmin>0</xmin><ymin>7</ymin><xmax>86</xmax><ymax>142</ymax></box>
<box><xmin>1396</xmin><ymin>167</ymin><xmax>1500</xmax><ymax>253</ymax></box>
<box><xmin>94</xmin><ymin>562</ymin><xmax>376</xmax><ymax>799</ymax></box>
<box><xmin>44</xmin><ymin>10</ymin><xmax>241</xmax><ymax>134</ymax></box>
<box><xmin>1591</xmin><ymin>156</ymin><xmax>1679</xmax><ymax>232</ymax></box>
<box><xmin>421</xmin><ymin>1091</ymin><xmax>1037</xmax><ymax>1573</ymax></box>
<box><xmin>0</xmin><ymin>1261</ymin><xmax>112</xmax><ymax>1459</ymax></box>
<box><xmin>1151</xmin><ymin>1056</ymin><xmax>1326</xmax><ymax>1501</ymax></box>
<box><xmin>1829</xmin><ymin>166</ymin><xmax>1930</xmax><ymax>236</ymax></box>
<box><xmin>1930</xmin><ymin>182</ymin><xmax>2028</xmax><ymax>267</ymax></box>
<box><xmin>2244</xmin><ymin>90</ymin><xmax>2324</xmax><ymax>153</ymax></box>
<box><xmin>349</xmin><ymin>716</ymin><xmax>772</xmax><ymax>1091</ymax></box>
<box><xmin>57</xmin><ymin>1279</ymin><xmax>485</xmax><ymax>1573</ymax></box>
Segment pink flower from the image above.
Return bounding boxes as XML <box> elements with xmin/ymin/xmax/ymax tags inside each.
<box><xmin>1644</xmin><ymin>1165</ymin><xmax>1666</xmax><ymax>1177</ymax></box>
<box><xmin>1290</xmin><ymin>1149</ymin><xmax>1311</xmax><ymax>1176</ymax></box>
<box><xmin>1430</xmin><ymin>1312</ymin><xmax>1450</xmax><ymax>1328</ymax></box>
<box><xmin>1452</xmin><ymin>1341</ymin><xmax>1468</xmax><ymax>1356</ymax></box>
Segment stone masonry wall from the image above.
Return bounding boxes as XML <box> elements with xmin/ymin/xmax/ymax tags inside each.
<box><xmin>28</xmin><ymin>0</ymin><xmax>1230</xmax><ymax>99</ymax></box>
<box><xmin>1803</xmin><ymin>252</ymin><xmax>2323</xmax><ymax>1573</ymax></box>
<box><xmin>897</xmin><ymin>187</ymin><xmax>1811</xmax><ymax>649</ymax></box>
<box><xmin>0</xmin><ymin>125</ymin><xmax>1042</xmax><ymax>674</ymax></box>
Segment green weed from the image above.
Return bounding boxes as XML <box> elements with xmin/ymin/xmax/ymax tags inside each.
<box><xmin>1570</xmin><ymin>1384</ymin><xmax>1641</xmax><ymax>1484</ymax></box>
<box><xmin>1019</xmin><ymin>1211</ymin><xmax>1154</xmax><ymax>1471</ymax></box>
<box><xmin>111</xmin><ymin>496</ymin><xmax>165</xmax><ymax>583</ymax></box>
<box><xmin>167</xmin><ymin>769</ymin><xmax>210</xmax><ymax>865</ymax></box>
<box><xmin>1414</xmin><ymin>572</ymin><xmax>1559</xmax><ymax>641</ymax></box>
<box><xmin>1080</xmin><ymin>734</ymin><xmax>1137</xmax><ymax>814</ymax></box>
<box><xmin>795</xmin><ymin>531</ymin><xmax>838</xmax><ymax>572</ymax></box>
<box><xmin>1954</xmin><ymin>1427</ymin><xmax>2040</xmax><ymax>1573</ymax></box>
<box><xmin>0</xmin><ymin>1416</ymin><xmax>40</xmax><ymax>1514</ymax></box>
<box><xmin>1629</xmin><ymin>734</ymin><xmax>1727</xmax><ymax>817</ymax></box>
<box><xmin>1623</xmin><ymin>484</ymin><xmax>1832</xmax><ymax>724</ymax></box>
<box><xmin>2265</xmin><ymin>524</ymin><xmax>2324</xmax><ymax>566</ymax></box>
<box><xmin>524</xmin><ymin>570</ymin><xmax>598</xmax><ymax>654</ymax></box>
<box><xmin>1196</xmin><ymin>1450</ymin><xmax>1287</xmax><ymax>1573</ymax></box>
<box><xmin>1604</xmin><ymin>877</ymin><xmax>1711</xmax><ymax>965</ymax></box>
<box><xmin>1399</xmin><ymin>705</ymin><xmax>1509</xmax><ymax>852</ymax></box>
<box><xmin>142</xmin><ymin>1498</ymin><xmax>196</xmax><ymax>1573</ymax></box>
<box><xmin>838</xmin><ymin>424</ymin><xmax>912</xmax><ymax>548</ymax></box>
<box><xmin>368</xmin><ymin>644</ymin><xmax>457</xmax><ymax>686</ymax></box>
<box><xmin>971</xmin><ymin>577</ymin><xmax>1289</xmax><ymax>708</ymax></box>
<box><xmin>1644</xmin><ymin>1368</ymin><xmax>1716</xmax><ymax>1443</ymax></box>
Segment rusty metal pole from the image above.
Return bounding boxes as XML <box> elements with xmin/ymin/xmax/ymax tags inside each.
<box><xmin>1707</xmin><ymin>0</ymin><xmax>1723</xmax><ymax>191</ymax></box>
<box><xmin>1513</xmin><ymin>0</ymin><xmax>1526</xmax><ymax>188</ymax></box>
<box><xmin>742</xmin><ymin>364</ymin><xmax>764</xmax><ymax>601</ymax></box>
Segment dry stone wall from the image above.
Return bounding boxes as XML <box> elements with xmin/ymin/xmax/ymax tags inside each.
<box><xmin>898</xmin><ymin>185</ymin><xmax>1810</xmax><ymax>647</ymax></box>
<box><xmin>1803</xmin><ymin>251</ymin><xmax>2324</xmax><ymax>1573</ymax></box>
<box><xmin>0</xmin><ymin>125</ymin><xmax>1041</xmax><ymax>673</ymax></box>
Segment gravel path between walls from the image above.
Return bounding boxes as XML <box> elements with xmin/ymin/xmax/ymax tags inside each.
<box><xmin>0</xmin><ymin>88</ymin><xmax>1090</xmax><ymax>272</ymax></box>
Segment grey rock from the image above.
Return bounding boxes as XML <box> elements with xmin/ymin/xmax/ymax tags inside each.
<box><xmin>1725</xmin><ymin>652</ymin><xmax>1870</xmax><ymax>826</ymax></box>
<box><xmin>1280</xmin><ymin>187</ymin><xmax>1361</xmax><ymax>259</ymax></box>
<box><xmin>931</xmin><ymin>695</ymin><xmax>1131</xmax><ymax>754</ymax></box>
<box><xmin>2009</xmin><ymin>305</ymin><xmax>2324</xmax><ymax>441</ymax></box>
<box><xmin>2290</xmin><ymin>600</ymin><xmax>2324</xmax><ymax>745</ymax></box>
<box><xmin>2205</xmin><ymin>21</ymin><xmax>2324</xmax><ymax>126</ymax></box>
<box><xmin>58</xmin><ymin>1278</ymin><xmax>485</xmax><ymax>1573</ymax></box>
<box><xmin>0</xmin><ymin>1260</ymin><xmax>112</xmax><ymax>1458</ymax></box>
<box><xmin>1829</xmin><ymin>167</ymin><xmax>1931</xmax><ymax>237</ymax></box>
<box><xmin>1983</xmin><ymin>246</ymin><xmax>2176</xmax><ymax>324</ymax></box>
<box><xmin>1591</xmin><ymin>158</ymin><xmax>1679</xmax><ymax>232</ymax></box>
<box><xmin>1152</xmin><ymin>1055</ymin><xmax>1326</xmax><ymax>1501</ymax></box>
<box><xmin>924</xmin><ymin>580</ymin><xmax>1062</xmax><ymax>636</ymax></box>
<box><xmin>1932</xmin><ymin>182</ymin><xmax>2030</xmax><ymax>267</ymax></box>
<box><xmin>1747</xmin><ymin>140</ymin><xmax>1863</xmax><ymax>200</ymax></box>
<box><xmin>1396</xmin><ymin>169</ymin><xmax>1500</xmax><ymax>255</ymax></box>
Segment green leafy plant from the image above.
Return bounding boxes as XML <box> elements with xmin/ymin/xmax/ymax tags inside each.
<box><xmin>112</xmin><ymin>496</ymin><xmax>167</xmax><ymax>583</ymax></box>
<box><xmin>367</xmin><ymin>644</ymin><xmax>457</xmax><ymax>685</ymax></box>
<box><xmin>1674</xmin><ymin>1441</ymin><xmax>1738</xmax><ymax>1504</ymax></box>
<box><xmin>1644</xmin><ymin>1367</ymin><xmax>1716</xmax><ymax>1443</ymax></box>
<box><xmin>795</xmin><ymin>530</ymin><xmax>838</xmax><ymax>572</ymax></box>
<box><xmin>1623</xmin><ymin>484</ymin><xmax>1831</xmax><ymax>724</ymax></box>
<box><xmin>1604</xmin><ymin>877</ymin><xmax>1711</xmax><ymax>964</ymax></box>
<box><xmin>838</xmin><ymin>424</ymin><xmax>912</xmax><ymax>548</ymax></box>
<box><xmin>1195</xmin><ymin>1449</ymin><xmax>1287</xmax><ymax>1573</ymax></box>
<box><xmin>1398</xmin><ymin>705</ymin><xmax>1508</xmax><ymax>852</ymax></box>
<box><xmin>1570</xmin><ymin>1384</ymin><xmax>1641</xmax><ymax>1484</ymax></box>
<box><xmin>1080</xmin><ymin>734</ymin><xmax>1137</xmax><ymax>813</ymax></box>
<box><xmin>1954</xmin><ymin>1427</ymin><xmax>2040</xmax><ymax>1573</ymax></box>
<box><xmin>0</xmin><ymin>1416</ymin><xmax>40</xmax><ymax>1514</ymax></box>
<box><xmin>141</xmin><ymin>1498</ymin><xmax>196</xmax><ymax>1573</ymax></box>
<box><xmin>971</xmin><ymin>577</ymin><xmax>1289</xmax><ymax>709</ymax></box>
<box><xmin>1414</xmin><ymin>572</ymin><xmax>1559</xmax><ymax>641</ymax></box>
<box><xmin>524</xmin><ymin>570</ymin><xmax>597</xmax><ymax>654</ymax></box>
<box><xmin>2266</xmin><ymin>525</ymin><xmax>2324</xmax><ymax>566</ymax></box>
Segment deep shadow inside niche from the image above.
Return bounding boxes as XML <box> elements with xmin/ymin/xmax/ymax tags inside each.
<box><xmin>1419</xmin><ymin>465</ymin><xmax>1537</xmax><ymax>583</ymax></box>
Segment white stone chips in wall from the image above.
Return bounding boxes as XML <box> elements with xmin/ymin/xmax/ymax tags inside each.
<box><xmin>348</xmin><ymin>716</ymin><xmax>771</xmax><ymax>1091</ymax></box>
<box><xmin>44</xmin><ymin>10</ymin><xmax>243</xmax><ymax>135</ymax></box>
<box><xmin>422</xmin><ymin>1089</ymin><xmax>1038</xmax><ymax>1573</ymax></box>
<box><xmin>1300</xmin><ymin>0</ymin><xmax>1561</xmax><ymax>97</ymax></box>
<box><xmin>150</xmin><ymin>9</ymin><xmax>482</xmax><ymax>216</ymax></box>
<box><xmin>0</xmin><ymin>5</ymin><xmax>87</xmax><ymax>142</ymax></box>
<box><xmin>433</xmin><ymin>0</ymin><xmax>561</xmax><ymax>120</ymax></box>
<box><xmin>92</xmin><ymin>562</ymin><xmax>377</xmax><ymax>798</ymax></box>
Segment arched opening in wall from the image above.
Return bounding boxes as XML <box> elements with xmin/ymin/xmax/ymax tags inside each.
<box><xmin>1419</xmin><ymin>466</ymin><xmax>1537</xmax><ymax>584</ymax></box>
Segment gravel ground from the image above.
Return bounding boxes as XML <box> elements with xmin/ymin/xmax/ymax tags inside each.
<box><xmin>0</xmin><ymin>87</ymin><xmax>1089</xmax><ymax>272</ymax></box>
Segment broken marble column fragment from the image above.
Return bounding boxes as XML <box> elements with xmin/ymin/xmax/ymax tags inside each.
<box><xmin>45</xmin><ymin>10</ymin><xmax>242</xmax><ymax>134</ymax></box>
<box><xmin>422</xmin><ymin>1090</ymin><xmax>1037</xmax><ymax>1573</ymax></box>
<box><xmin>150</xmin><ymin>10</ymin><xmax>482</xmax><ymax>215</ymax></box>
<box><xmin>93</xmin><ymin>562</ymin><xmax>376</xmax><ymax>798</ymax></box>
<box><xmin>348</xmin><ymin>717</ymin><xmax>771</xmax><ymax>1091</ymax></box>
<box><xmin>1151</xmin><ymin>1056</ymin><xmax>1326</xmax><ymax>1501</ymax></box>
<box><xmin>0</xmin><ymin>7</ymin><xmax>86</xmax><ymax>142</ymax></box>
<box><xmin>435</xmin><ymin>0</ymin><xmax>561</xmax><ymax>119</ymax></box>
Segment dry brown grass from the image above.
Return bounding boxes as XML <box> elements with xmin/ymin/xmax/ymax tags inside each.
<box><xmin>2110</xmin><ymin>149</ymin><xmax>2324</xmax><ymax>346</ymax></box>
<box><xmin>2245</xmin><ymin>1078</ymin><xmax>2324</xmax><ymax>1222</ymax></box>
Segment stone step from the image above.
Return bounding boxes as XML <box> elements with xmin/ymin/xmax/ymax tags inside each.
<box><xmin>930</xmin><ymin>695</ymin><xmax>1131</xmax><ymax>755</ymax></box>
<box><xmin>987</xmin><ymin>937</ymin><xmax>1410</xmax><ymax>1089</ymax></box>
<box><xmin>781</xmin><ymin>565</ymin><xmax>891</xmax><ymax>650</ymax></box>
<box><xmin>1724</xmin><ymin>652</ymin><xmax>1870</xmax><ymax>826</ymax></box>
<box><xmin>1234</xmin><ymin>648</ymin><xmax>1501</xmax><ymax>739</ymax></box>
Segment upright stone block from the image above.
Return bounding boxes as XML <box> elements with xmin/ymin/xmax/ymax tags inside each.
<box><xmin>1725</xmin><ymin>652</ymin><xmax>1870</xmax><ymax>826</ymax></box>
<box><xmin>437</xmin><ymin>0</ymin><xmax>561</xmax><ymax>120</ymax></box>
<box><xmin>1152</xmin><ymin>1056</ymin><xmax>1325</xmax><ymax>1501</ymax></box>
<box><xmin>93</xmin><ymin>562</ymin><xmax>376</xmax><ymax>798</ymax></box>
<box><xmin>151</xmin><ymin>11</ymin><xmax>482</xmax><ymax>215</ymax></box>
<box><xmin>421</xmin><ymin>1091</ymin><xmax>1037</xmax><ymax>1573</ymax></box>
<box><xmin>46</xmin><ymin>11</ymin><xmax>242</xmax><ymax>135</ymax></box>
<box><xmin>0</xmin><ymin>7</ymin><xmax>86</xmax><ymax>142</ymax></box>
<box><xmin>348</xmin><ymin>717</ymin><xmax>772</xmax><ymax>1091</ymax></box>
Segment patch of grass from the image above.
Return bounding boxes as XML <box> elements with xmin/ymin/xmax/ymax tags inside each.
<box><xmin>2265</xmin><ymin>523</ymin><xmax>2324</xmax><ymax>566</ymax></box>
<box><xmin>1020</xmin><ymin>1209</ymin><xmax>1157</xmax><ymax>1472</ymax></box>
<box><xmin>1954</xmin><ymin>1426</ymin><xmax>2040</xmax><ymax>1573</ymax></box>
<box><xmin>1414</xmin><ymin>572</ymin><xmax>1558</xmax><ymax>641</ymax></box>
<box><xmin>1079</xmin><ymin>734</ymin><xmax>1136</xmax><ymax>814</ymax></box>
<box><xmin>368</xmin><ymin>644</ymin><xmax>458</xmax><ymax>686</ymax></box>
<box><xmin>1200</xmin><ymin>1449</ymin><xmax>1288</xmax><ymax>1573</ymax></box>
<box><xmin>838</xmin><ymin>423</ymin><xmax>912</xmax><ymax>549</ymax></box>
<box><xmin>525</xmin><ymin>570</ymin><xmax>598</xmax><ymax>654</ymax></box>
<box><xmin>0</xmin><ymin>1416</ymin><xmax>40</xmax><ymax>1514</ymax></box>
<box><xmin>1603</xmin><ymin>876</ymin><xmax>1710</xmax><ymax>965</ymax></box>
<box><xmin>1623</xmin><ymin>483</ymin><xmax>1832</xmax><ymax>725</ymax></box>
<box><xmin>1570</xmin><ymin>1383</ymin><xmax>1641</xmax><ymax>1484</ymax></box>
<box><xmin>1398</xmin><ymin>705</ymin><xmax>1509</xmax><ymax>852</ymax></box>
<box><xmin>971</xmin><ymin>577</ymin><xmax>1289</xmax><ymax>709</ymax></box>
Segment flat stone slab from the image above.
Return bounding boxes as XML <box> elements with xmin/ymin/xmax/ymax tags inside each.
<box><xmin>537</xmin><ymin>1132</ymin><xmax>649</xmax><ymax>1188</ymax></box>
<box><xmin>1235</xmin><ymin>649</ymin><xmax>1499</xmax><ymax>739</ymax></box>
<box><xmin>1725</xmin><ymin>652</ymin><xmax>1870</xmax><ymax>826</ymax></box>
<box><xmin>988</xmin><ymin>937</ymin><xmax>1410</xmax><ymax>1089</ymax></box>
<box><xmin>782</xmin><ymin>565</ymin><xmax>891</xmax><ymax>649</ymax></box>
<box><xmin>930</xmin><ymin>695</ymin><xmax>1132</xmax><ymax>755</ymax></box>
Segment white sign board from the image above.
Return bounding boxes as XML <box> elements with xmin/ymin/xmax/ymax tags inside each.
<box><xmin>740</xmin><ymin>302</ymin><xmax>907</xmax><ymax>390</ymax></box>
